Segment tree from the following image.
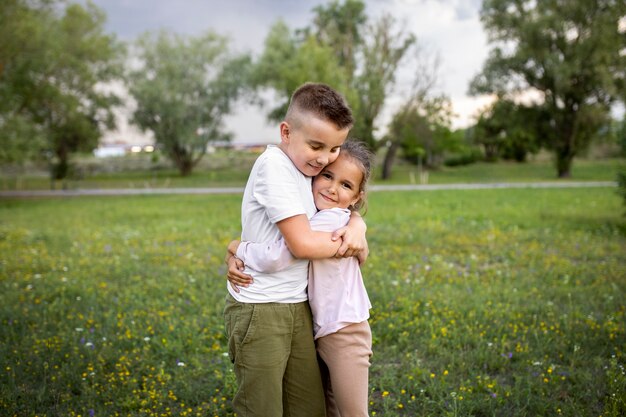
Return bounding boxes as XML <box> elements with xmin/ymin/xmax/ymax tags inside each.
<box><xmin>379</xmin><ymin>45</ymin><xmax>444</xmax><ymax>179</ymax></box>
<box><xmin>0</xmin><ymin>0</ymin><xmax>122</xmax><ymax>182</ymax></box>
<box><xmin>254</xmin><ymin>0</ymin><xmax>418</xmax><ymax>151</ymax></box>
<box><xmin>382</xmin><ymin>95</ymin><xmax>455</xmax><ymax>179</ymax></box>
<box><xmin>310</xmin><ymin>0</ymin><xmax>366</xmax><ymax>81</ymax></box>
<box><xmin>351</xmin><ymin>14</ymin><xmax>416</xmax><ymax>149</ymax></box>
<box><xmin>253</xmin><ymin>21</ymin><xmax>356</xmax><ymax>123</ymax></box>
<box><xmin>128</xmin><ymin>31</ymin><xmax>251</xmax><ymax>176</ymax></box>
<box><xmin>472</xmin><ymin>99</ymin><xmax>542</xmax><ymax>162</ymax></box>
<box><xmin>470</xmin><ymin>0</ymin><xmax>626</xmax><ymax>177</ymax></box>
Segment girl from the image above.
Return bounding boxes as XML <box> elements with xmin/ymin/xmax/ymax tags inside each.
<box><xmin>227</xmin><ymin>140</ymin><xmax>374</xmax><ymax>417</ymax></box>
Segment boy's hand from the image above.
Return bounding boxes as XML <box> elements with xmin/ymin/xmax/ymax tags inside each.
<box><xmin>225</xmin><ymin>239</ymin><xmax>253</xmax><ymax>292</ymax></box>
<box><xmin>332</xmin><ymin>227</ymin><xmax>369</xmax><ymax>263</ymax></box>
<box><xmin>332</xmin><ymin>211</ymin><xmax>368</xmax><ymax>264</ymax></box>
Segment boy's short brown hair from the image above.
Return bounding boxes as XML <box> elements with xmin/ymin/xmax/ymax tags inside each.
<box><xmin>285</xmin><ymin>83</ymin><xmax>354</xmax><ymax>130</ymax></box>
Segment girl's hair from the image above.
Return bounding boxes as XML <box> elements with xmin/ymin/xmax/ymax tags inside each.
<box><xmin>340</xmin><ymin>139</ymin><xmax>373</xmax><ymax>213</ymax></box>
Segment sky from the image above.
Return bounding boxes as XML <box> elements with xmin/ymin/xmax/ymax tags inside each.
<box><xmin>90</xmin><ymin>0</ymin><xmax>493</xmax><ymax>145</ymax></box>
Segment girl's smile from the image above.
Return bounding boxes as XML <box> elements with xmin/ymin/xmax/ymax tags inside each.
<box><xmin>312</xmin><ymin>153</ymin><xmax>364</xmax><ymax>210</ymax></box>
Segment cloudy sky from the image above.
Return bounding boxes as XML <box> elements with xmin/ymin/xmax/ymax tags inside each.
<box><xmin>90</xmin><ymin>0</ymin><xmax>492</xmax><ymax>144</ymax></box>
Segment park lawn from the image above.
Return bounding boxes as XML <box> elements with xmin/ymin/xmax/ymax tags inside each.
<box><xmin>1</xmin><ymin>186</ymin><xmax>625</xmax><ymax>416</ymax></box>
<box><xmin>1</xmin><ymin>155</ymin><xmax>623</xmax><ymax>191</ymax></box>
<box><xmin>380</xmin><ymin>157</ymin><xmax>624</xmax><ymax>185</ymax></box>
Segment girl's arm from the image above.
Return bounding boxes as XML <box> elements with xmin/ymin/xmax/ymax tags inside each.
<box><xmin>226</xmin><ymin>211</ymin><xmax>368</xmax><ymax>289</ymax></box>
<box><xmin>225</xmin><ymin>240</ymin><xmax>252</xmax><ymax>293</ymax></box>
<box><xmin>236</xmin><ymin>239</ymin><xmax>295</xmax><ymax>273</ymax></box>
<box><xmin>224</xmin><ymin>215</ymin><xmax>341</xmax><ymax>292</ymax></box>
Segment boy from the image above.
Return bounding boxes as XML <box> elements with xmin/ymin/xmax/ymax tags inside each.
<box><xmin>223</xmin><ymin>83</ymin><xmax>367</xmax><ymax>417</ymax></box>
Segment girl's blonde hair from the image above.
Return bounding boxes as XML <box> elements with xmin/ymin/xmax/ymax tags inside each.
<box><xmin>340</xmin><ymin>139</ymin><xmax>373</xmax><ymax>213</ymax></box>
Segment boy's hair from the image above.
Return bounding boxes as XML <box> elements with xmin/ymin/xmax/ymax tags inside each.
<box><xmin>285</xmin><ymin>83</ymin><xmax>354</xmax><ymax>130</ymax></box>
<box><xmin>340</xmin><ymin>139</ymin><xmax>373</xmax><ymax>213</ymax></box>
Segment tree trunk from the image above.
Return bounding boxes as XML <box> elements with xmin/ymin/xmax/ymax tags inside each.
<box><xmin>556</xmin><ymin>152</ymin><xmax>573</xmax><ymax>178</ymax></box>
<box><xmin>177</xmin><ymin>158</ymin><xmax>193</xmax><ymax>176</ymax></box>
<box><xmin>484</xmin><ymin>143</ymin><xmax>498</xmax><ymax>162</ymax></box>
<box><xmin>381</xmin><ymin>141</ymin><xmax>399</xmax><ymax>180</ymax></box>
<box><xmin>170</xmin><ymin>145</ymin><xmax>194</xmax><ymax>176</ymax></box>
<box><xmin>50</xmin><ymin>146</ymin><xmax>69</xmax><ymax>188</ymax></box>
<box><xmin>556</xmin><ymin>120</ymin><xmax>576</xmax><ymax>178</ymax></box>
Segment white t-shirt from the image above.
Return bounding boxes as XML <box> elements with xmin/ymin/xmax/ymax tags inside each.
<box><xmin>228</xmin><ymin>145</ymin><xmax>317</xmax><ymax>303</ymax></box>
<box><xmin>237</xmin><ymin>208</ymin><xmax>372</xmax><ymax>339</ymax></box>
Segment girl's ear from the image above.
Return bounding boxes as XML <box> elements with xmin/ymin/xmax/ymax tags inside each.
<box><xmin>350</xmin><ymin>190</ymin><xmax>364</xmax><ymax>210</ymax></box>
<box><xmin>279</xmin><ymin>121</ymin><xmax>290</xmax><ymax>144</ymax></box>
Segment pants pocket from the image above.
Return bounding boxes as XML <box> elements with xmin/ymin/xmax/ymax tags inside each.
<box><xmin>224</xmin><ymin>298</ymin><xmax>256</xmax><ymax>364</ymax></box>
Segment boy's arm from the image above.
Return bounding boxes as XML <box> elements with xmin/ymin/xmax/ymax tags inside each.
<box><xmin>331</xmin><ymin>211</ymin><xmax>369</xmax><ymax>264</ymax></box>
<box><xmin>277</xmin><ymin>214</ymin><xmax>342</xmax><ymax>259</ymax></box>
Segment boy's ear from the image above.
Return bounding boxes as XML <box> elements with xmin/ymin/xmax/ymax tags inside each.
<box><xmin>279</xmin><ymin>121</ymin><xmax>290</xmax><ymax>144</ymax></box>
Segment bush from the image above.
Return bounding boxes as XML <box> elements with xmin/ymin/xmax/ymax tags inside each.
<box><xmin>443</xmin><ymin>148</ymin><xmax>483</xmax><ymax>167</ymax></box>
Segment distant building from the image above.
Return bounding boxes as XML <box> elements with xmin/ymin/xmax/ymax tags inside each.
<box><xmin>94</xmin><ymin>145</ymin><xmax>126</xmax><ymax>158</ymax></box>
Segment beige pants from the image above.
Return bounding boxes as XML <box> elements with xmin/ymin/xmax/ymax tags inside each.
<box><xmin>316</xmin><ymin>321</ymin><xmax>373</xmax><ymax>417</ymax></box>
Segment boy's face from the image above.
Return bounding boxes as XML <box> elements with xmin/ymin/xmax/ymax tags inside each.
<box><xmin>279</xmin><ymin>113</ymin><xmax>349</xmax><ymax>177</ymax></box>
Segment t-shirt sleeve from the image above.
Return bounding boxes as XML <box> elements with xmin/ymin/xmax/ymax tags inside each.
<box><xmin>309</xmin><ymin>209</ymin><xmax>350</xmax><ymax>233</ymax></box>
<box><xmin>254</xmin><ymin>156</ymin><xmax>308</xmax><ymax>223</ymax></box>
<box><xmin>236</xmin><ymin>239</ymin><xmax>295</xmax><ymax>273</ymax></box>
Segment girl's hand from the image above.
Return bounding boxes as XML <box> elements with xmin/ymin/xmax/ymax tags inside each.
<box><xmin>226</xmin><ymin>255</ymin><xmax>253</xmax><ymax>292</ymax></box>
<box><xmin>225</xmin><ymin>239</ymin><xmax>253</xmax><ymax>292</ymax></box>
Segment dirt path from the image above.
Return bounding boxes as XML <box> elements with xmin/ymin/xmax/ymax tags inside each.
<box><xmin>0</xmin><ymin>181</ymin><xmax>616</xmax><ymax>198</ymax></box>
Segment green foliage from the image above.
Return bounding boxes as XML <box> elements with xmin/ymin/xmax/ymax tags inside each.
<box><xmin>443</xmin><ymin>140</ymin><xmax>483</xmax><ymax>168</ymax></box>
<box><xmin>471</xmin><ymin>99</ymin><xmax>542</xmax><ymax>162</ymax></box>
<box><xmin>310</xmin><ymin>0</ymin><xmax>366</xmax><ymax>78</ymax></box>
<box><xmin>470</xmin><ymin>0</ymin><xmax>626</xmax><ymax>178</ymax></box>
<box><xmin>389</xmin><ymin>97</ymin><xmax>458</xmax><ymax>168</ymax></box>
<box><xmin>253</xmin><ymin>22</ymin><xmax>355</xmax><ymax>122</ymax></box>
<box><xmin>0</xmin><ymin>114</ymin><xmax>46</xmax><ymax>164</ymax></box>
<box><xmin>350</xmin><ymin>13</ymin><xmax>416</xmax><ymax>149</ymax></box>
<box><xmin>254</xmin><ymin>1</ymin><xmax>417</xmax><ymax>150</ymax></box>
<box><xmin>128</xmin><ymin>31</ymin><xmax>251</xmax><ymax>177</ymax></box>
<box><xmin>1</xmin><ymin>187</ymin><xmax>624</xmax><ymax>415</ymax></box>
<box><xmin>0</xmin><ymin>0</ymin><xmax>123</xmax><ymax>180</ymax></box>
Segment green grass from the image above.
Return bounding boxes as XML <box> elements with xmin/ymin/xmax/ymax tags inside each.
<box><xmin>1</xmin><ymin>152</ymin><xmax>623</xmax><ymax>190</ymax></box>
<box><xmin>1</xmin><ymin>187</ymin><xmax>625</xmax><ymax>416</ymax></box>
<box><xmin>379</xmin><ymin>157</ymin><xmax>624</xmax><ymax>184</ymax></box>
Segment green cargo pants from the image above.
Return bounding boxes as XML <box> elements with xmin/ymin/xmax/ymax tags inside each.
<box><xmin>224</xmin><ymin>294</ymin><xmax>325</xmax><ymax>417</ymax></box>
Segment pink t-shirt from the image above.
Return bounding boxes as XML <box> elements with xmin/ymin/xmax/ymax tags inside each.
<box><xmin>236</xmin><ymin>208</ymin><xmax>371</xmax><ymax>339</ymax></box>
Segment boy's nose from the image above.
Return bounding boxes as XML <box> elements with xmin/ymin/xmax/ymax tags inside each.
<box><xmin>316</xmin><ymin>154</ymin><xmax>329</xmax><ymax>165</ymax></box>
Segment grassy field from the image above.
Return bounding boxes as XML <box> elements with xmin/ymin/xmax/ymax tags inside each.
<box><xmin>1</xmin><ymin>151</ymin><xmax>623</xmax><ymax>190</ymax></box>
<box><xmin>1</xmin><ymin>187</ymin><xmax>625</xmax><ymax>416</ymax></box>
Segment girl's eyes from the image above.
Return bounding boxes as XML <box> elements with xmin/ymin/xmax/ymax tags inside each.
<box><xmin>321</xmin><ymin>172</ymin><xmax>332</xmax><ymax>179</ymax></box>
<box><xmin>341</xmin><ymin>182</ymin><xmax>352</xmax><ymax>190</ymax></box>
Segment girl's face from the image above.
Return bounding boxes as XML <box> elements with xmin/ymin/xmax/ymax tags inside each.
<box><xmin>312</xmin><ymin>153</ymin><xmax>363</xmax><ymax>210</ymax></box>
